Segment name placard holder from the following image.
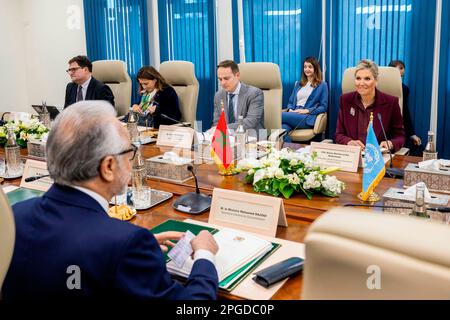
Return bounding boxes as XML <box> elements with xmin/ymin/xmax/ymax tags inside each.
<box><xmin>20</xmin><ymin>159</ymin><xmax>52</xmax><ymax>192</ymax></box>
<box><xmin>156</xmin><ymin>125</ymin><xmax>194</xmax><ymax>149</ymax></box>
<box><xmin>310</xmin><ymin>142</ymin><xmax>361</xmax><ymax>173</ymax></box>
<box><xmin>209</xmin><ymin>188</ymin><xmax>287</xmax><ymax>237</ymax></box>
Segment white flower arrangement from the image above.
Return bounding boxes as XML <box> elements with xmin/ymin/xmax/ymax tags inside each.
<box><xmin>0</xmin><ymin>118</ymin><xmax>49</xmax><ymax>148</ymax></box>
<box><xmin>237</xmin><ymin>148</ymin><xmax>345</xmax><ymax>199</ymax></box>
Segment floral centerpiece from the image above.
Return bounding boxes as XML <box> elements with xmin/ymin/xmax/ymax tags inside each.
<box><xmin>236</xmin><ymin>148</ymin><xmax>345</xmax><ymax>199</ymax></box>
<box><xmin>0</xmin><ymin>118</ymin><xmax>49</xmax><ymax>148</ymax></box>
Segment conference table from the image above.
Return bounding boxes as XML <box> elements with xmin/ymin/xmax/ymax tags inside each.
<box><xmin>1</xmin><ymin>143</ymin><xmax>420</xmax><ymax>300</ymax></box>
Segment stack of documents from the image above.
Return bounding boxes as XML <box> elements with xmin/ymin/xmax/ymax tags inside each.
<box><xmin>167</xmin><ymin>228</ymin><xmax>273</xmax><ymax>288</ymax></box>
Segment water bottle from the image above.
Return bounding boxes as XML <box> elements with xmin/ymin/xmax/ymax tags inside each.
<box><xmin>410</xmin><ymin>182</ymin><xmax>429</xmax><ymax>218</ymax></box>
<box><xmin>422</xmin><ymin>131</ymin><xmax>437</xmax><ymax>161</ymax></box>
<box><xmin>131</xmin><ymin>148</ymin><xmax>150</xmax><ymax>208</ymax></box>
<box><xmin>235</xmin><ymin>115</ymin><xmax>247</xmax><ymax>160</ymax></box>
<box><xmin>5</xmin><ymin>127</ymin><xmax>21</xmax><ymax>175</ymax></box>
<box><xmin>127</xmin><ymin>111</ymin><xmax>140</xmax><ymax>145</ymax></box>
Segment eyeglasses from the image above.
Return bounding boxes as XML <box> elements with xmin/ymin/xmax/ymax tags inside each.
<box><xmin>66</xmin><ymin>67</ymin><xmax>82</xmax><ymax>73</ymax></box>
<box><xmin>113</xmin><ymin>144</ymin><xmax>138</xmax><ymax>161</ymax></box>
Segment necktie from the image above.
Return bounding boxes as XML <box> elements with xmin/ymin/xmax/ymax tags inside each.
<box><xmin>76</xmin><ymin>85</ymin><xmax>83</xmax><ymax>102</ymax></box>
<box><xmin>228</xmin><ymin>94</ymin><xmax>235</xmax><ymax>124</ymax></box>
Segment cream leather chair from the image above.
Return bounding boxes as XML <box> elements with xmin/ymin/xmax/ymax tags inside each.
<box><xmin>92</xmin><ymin>60</ymin><xmax>132</xmax><ymax>116</ymax></box>
<box><xmin>289</xmin><ymin>113</ymin><xmax>328</xmax><ymax>142</ymax></box>
<box><xmin>159</xmin><ymin>61</ymin><xmax>199</xmax><ymax>128</ymax></box>
<box><xmin>342</xmin><ymin>66</ymin><xmax>403</xmax><ymax>113</ymax></box>
<box><xmin>342</xmin><ymin>66</ymin><xmax>408</xmax><ymax>154</ymax></box>
<box><xmin>302</xmin><ymin>208</ymin><xmax>450</xmax><ymax>299</ymax></box>
<box><xmin>0</xmin><ymin>189</ymin><xmax>15</xmax><ymax>290</ymax></box>
<box><xmin>238</xmin><ymin>62</ymin><xmax>283</xmax><ymax>136</ymax></box>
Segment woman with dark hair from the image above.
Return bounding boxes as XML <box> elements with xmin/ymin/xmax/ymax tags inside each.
<box><xmin>281</xmin><ymin>57</ymin><xmax>328</xmax><ymax>142</ymax></box>
<box><xmin>130</xmin><ymin>66</ymin><xmax>181</xmax><ymax>128</ymax></box>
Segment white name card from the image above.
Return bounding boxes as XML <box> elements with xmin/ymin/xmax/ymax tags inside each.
<box><xmin>20</xmin><ymin>159</ymin><xmax>52</xmax><ymax>192</ymax></box>
<box><xmin>156</xmin><ymin>125</ymin><xmax>194</xmax><ymax>149</ymax></box>
<box><xmin>209</xmin><ymin>188</ymin><xmax>287</xmax><ymax>237</ymax></box>
<box><xmin>310</xmin><ymin>142</ymin><xmax>361</xmax><ymax>173</ymax></box>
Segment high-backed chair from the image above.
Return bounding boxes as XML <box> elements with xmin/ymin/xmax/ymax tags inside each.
<box><xmin>0</xmin><ymin>189</ymin><xmax>15</xmax><ymax>290</ymax></box>
<box><xmin>342</xmin><ymin>66</ymin><xmax>403</xmax><ymax>113</ymax></box>
<box><xmin>159</xmin><ymin>61</ymin><xmax>199</xmax><ymax>128</ymax></box>
<box><xmin>342</xmin><ymin>66</ymin><xmax>408</xmax><ymax>154</ymax></box>
<box><xmin>302</xmin><ymin>208</ymin><xmax>450</xmax><ymax>299</ymax></box>
<box><xmin>289</xmin><ymin>113</ymin><xmax>328</xmax><ymax>142</ymax></box>
<box><xmin>92</xmin><ymin>60</ymin><xmax>132</xmax><ymax>116</ymax></box>
<box><xmin>238</xmin><ymin>62</ymin><xmax>283</xmax><ymax>136</ymax></box>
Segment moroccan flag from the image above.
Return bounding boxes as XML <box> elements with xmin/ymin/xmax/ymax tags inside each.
<box><xmin>211</xmin><ymin>110</ymin><xmax>234</xmax><ymax>170</ymax></box>
<box><xmin>360</xmin><ymin>120</ymin><xmax>386</xmax><ymax>201</ymax></box>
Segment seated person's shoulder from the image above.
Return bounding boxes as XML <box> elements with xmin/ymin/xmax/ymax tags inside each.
<box><xmin>378</xmin><ymin>90</ymin><xmax>399</xmax><ymax>103</ymax></box>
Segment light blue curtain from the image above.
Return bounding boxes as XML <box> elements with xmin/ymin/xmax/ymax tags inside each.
<box><xmin>437</xmin><ymin>0</ymin><xmax>450</xmax><ymax>159</ymax></box>
<box><xmin>326</xmin><ymin>0</ymin><xmax>436</xmax><ymax>143</ymax></box>
<box><xmin>83</xmin><ymin>0</ymin><xmax>149</xmax><ymax>105</ymax></box>
<box><xmin>158</xmin><ymin>0</ymin><xmax>217</xmax><ymax>129</ymax></box>
<box><xmin>242</xmin><ymin>0</ymin><xmax>322</xmax><ymax>108</ymax></box>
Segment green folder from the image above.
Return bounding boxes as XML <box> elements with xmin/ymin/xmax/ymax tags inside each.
<box><xmin>6</xmin><ymin>187</ymin><xmax>45</xmax><ymax>206</ymax></box>
<box><xmin>150</xmin><ymin>219</ymin><xmax>281</xmax><ymax>291</ymax></box>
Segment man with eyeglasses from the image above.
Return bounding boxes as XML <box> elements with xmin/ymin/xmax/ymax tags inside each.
<box><xmin>2</xmin><ymin>101</ymin><xmax>219</xmax><ymax>300</ymax></box>
<box><xmin>64</xmin><ymin>55</ymin><xmax>115</xmax><ymax>108</ymax></box>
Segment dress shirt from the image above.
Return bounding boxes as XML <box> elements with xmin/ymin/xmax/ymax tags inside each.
<box><xmin>71</xmin><ymin>185</ymin><xmax>109</xmax><ymax>212</ymax></box>
<box><xmin>79</xmin><ymin>77</ymin><xmax>92</xmax><ymax>100</ymax></box>
<box><xmin>228</xmin><ymin>82</ymin><xmax>241</xmax><ymax>121</ymax></box>
<box><xmin>296</xmin><ymin>82</ymin><xmax>314</xmax><ymax>107</ymax></box>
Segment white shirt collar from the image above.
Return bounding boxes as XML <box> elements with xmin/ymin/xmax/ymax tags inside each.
<box><xmin>71</xmin><ymin>185</ymin><xmax>109</xmax><ymax>213</ymax></box>
<box><xmin>230</xmin><ymin>82</ymin><xmax>241</xmax><ymax>95</ymax></box>
<box><xmin>80</xmin><ymin>77</ymin><xmax>92</xmax><ymax>89</ymax></box>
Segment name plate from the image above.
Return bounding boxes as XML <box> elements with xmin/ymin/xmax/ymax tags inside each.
<box><xmin>209</xmin><ymin>188</ymin><xmax>287</xmax><ymax>237</ymax></box>
<box><xmin>20</xmin><ymin>159</ymin><xmax>53</xmax><ymax>192</ymax></box>
<box><xmin>156</xmin><ymin>125</ymin><xmax>194</xmax><ymax>149</ymax></box>
<box><xmin>310</xmin><ymin>142</ymin><xmax>361</xmax><ymax>173</ymax></box>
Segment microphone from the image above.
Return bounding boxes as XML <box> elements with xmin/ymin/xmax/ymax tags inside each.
<box><xmin>161</xmin><ymin>113</ymin><xmax>207</xmax><ymax>146</ymax></box>
<box><xmin>160</xmin><ymin>114</ymin><xmax>191</xmax><ymax>127</ymax></box>
<box><xmin>377</xmin><ymin>113</ymin><xmax>404</xmax><ymax>179</ymax></box>
<box><xmin>345</xmin><ymin>203</ymin><xmax>450</xmax><ymax>213</ymax></box>
<box><xmin>172</xmin><ymin>165</ymin><xmax>211</xmax><ymax>215</ymax></box>
<box><xmin>24</xmin><ymin>174</ymin><xmax>50</xmax><ymax>182</ymax></box>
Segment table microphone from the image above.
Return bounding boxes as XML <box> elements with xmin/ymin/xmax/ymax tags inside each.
<box><xmin>377</xmin><ymin>113</ymin><xmax>404</xmax><ymax>179</ymax></box>
<box><xmin>172</xmin><ymin>165</ymin><xmax>211</xmax><ymax>215</ymax></box>
<box><xmin>24</xmin><ymin>174</ymin><xmax>50</xmax><ymax>182</ymax></box>
<box><xmin>160</xmin><ymin>114</ymin><xmax>191</xmax><ymax>127</ymax></box>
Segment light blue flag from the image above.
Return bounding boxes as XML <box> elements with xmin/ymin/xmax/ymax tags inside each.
<box><xmin>361</xmin><ymin>120</ymin><xmax>385</xmax><ymax>201</ymax></box>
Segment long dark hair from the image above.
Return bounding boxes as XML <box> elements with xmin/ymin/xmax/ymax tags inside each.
<box><xmin>136</xmin><ymin>66</ymin><xmax>168</xmax><ymax>92</ymax></box>
<box><xmin>300</xmin><ymin>56</ymin><xmax>323</xmax><ymax>88</ymax></box>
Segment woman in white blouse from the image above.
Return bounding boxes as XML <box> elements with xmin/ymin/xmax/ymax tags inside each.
<box><xmin>281</xmin><ymin>57</ymin><xmax>328</xmax><ymax>142</ymax></box>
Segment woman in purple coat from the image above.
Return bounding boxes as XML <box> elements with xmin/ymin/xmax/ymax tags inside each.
<box><xmin>335</xmin><ymin>59</ymin><xmax>405</xmax><ymax>152</ymax></box>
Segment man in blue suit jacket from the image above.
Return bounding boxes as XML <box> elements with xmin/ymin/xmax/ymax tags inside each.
<box><xmin>2</xmin><ymin>101</ymin><xmax>219</xmax><ymax>300</ymax></box>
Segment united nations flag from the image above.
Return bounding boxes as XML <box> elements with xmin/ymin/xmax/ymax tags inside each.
<box><xmin>359</xmin><ymin>113</ymin><xmax>385</xmax><ymax>201</ymax></box>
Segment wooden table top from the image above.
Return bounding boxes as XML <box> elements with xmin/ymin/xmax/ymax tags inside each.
<box><xmin>1</xmin><ymin>143</ymin><xmax>419</xmax><ymax>300</ymax></box>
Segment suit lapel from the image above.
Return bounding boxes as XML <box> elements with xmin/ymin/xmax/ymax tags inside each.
<box><xmin>237</xmin><ymin>83</ymin><xmax>248</xmax><ymax>117</ymax></box>
<box><xmin>85</xmin><ymin>77</ymin><xmax>96</xmax><ymax>100</ymax></box>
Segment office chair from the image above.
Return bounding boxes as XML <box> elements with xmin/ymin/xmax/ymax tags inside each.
<box><xmin>92</xmin><ymin>60</ymin><xmax>132</xmax><ymax>116</ymax></box>
<box><xmin>0</xmin><ymin>189</ymin><xmax>15</xmax><ymax>291</ymax></box>
<box><xmin>342</xmin><ymin>66</ymin><xmax>408</xmax><ymax>154</ymax></box>
<box><xmin>238</xmin><ymin>62</ymin><xmax>283</xmax><ymax>138</ymax></box>
<box><xmin>159</xmin><ymin>61</ymin><xmax>199</xmax><ymax>128</ymax></box>
<box><xmin>302</xmin><ymin>207</ymin><xmax>450</xmax><ymax>299</ymax></box>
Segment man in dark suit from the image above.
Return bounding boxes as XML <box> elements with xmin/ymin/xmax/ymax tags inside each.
<box><xmin>64</xmin><ymin>55</ymin><xmax>115</xmax><ymax>108</ymax></box>
<box><xmin>2</xmin><ymin>101</ymin><xmax>219</xmax><ymax>300</ymax></box>
<box><xmin>212</xmin><ymin>60</ymin><xmax>264</xmax><ymax>135</ymax></box>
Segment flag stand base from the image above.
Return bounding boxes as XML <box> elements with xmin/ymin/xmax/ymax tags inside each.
<box><xmin>218</xmin><ymin>169</ymin><xmax>238</xmax><ymax>176</ymax></box>
<box><xmin>357</xmin><ymin>192</ymin><xmax>380</xmax><ymax>202</ymax></box>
